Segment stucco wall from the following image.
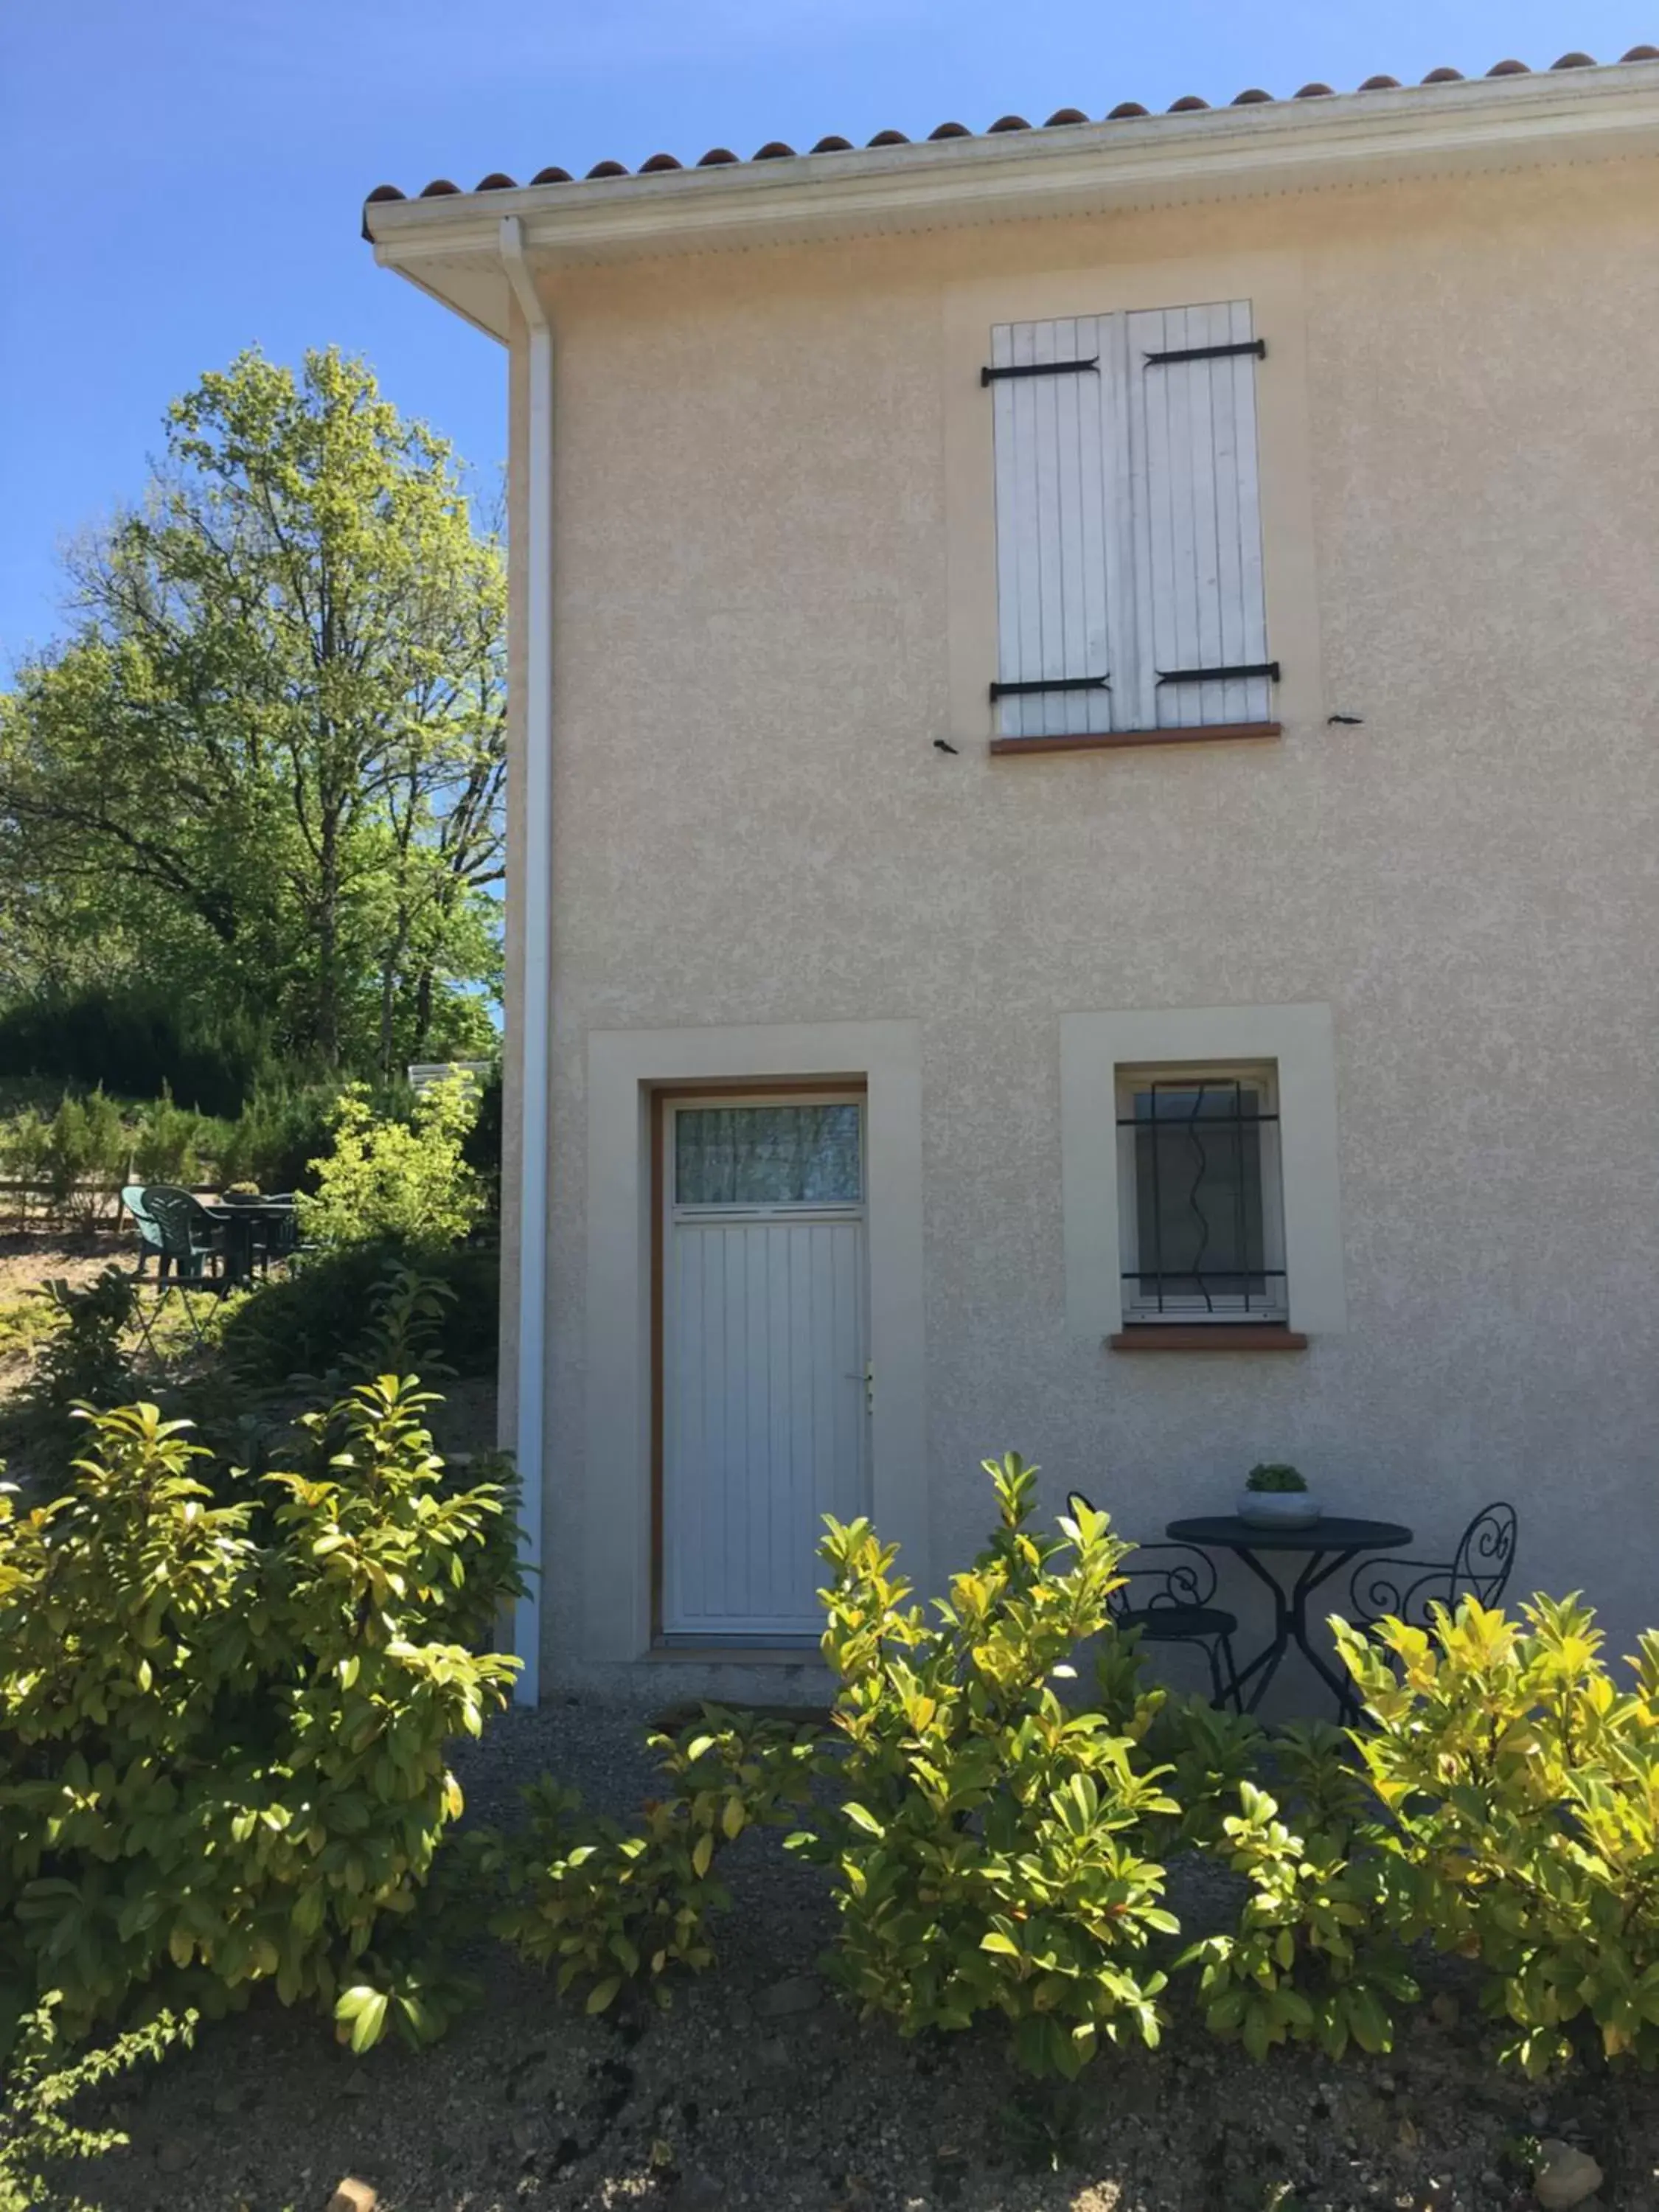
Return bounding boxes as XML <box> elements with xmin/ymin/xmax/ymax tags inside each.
<box><xmin>502</xmin><ymin>156</ymin><xmax>1659</xmax><ymax>1697</ymax></box>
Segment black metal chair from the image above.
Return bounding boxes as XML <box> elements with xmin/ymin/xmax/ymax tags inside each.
<box><xmin>1340</xmin><ymin>1501</ymin><xmax>1518</xmax><ymax>1717</ymax></box>
<box><xmin>1068</xmin><ymin>1490</ymin><xmax>1242</xmax><ymax>1712</ymax></box>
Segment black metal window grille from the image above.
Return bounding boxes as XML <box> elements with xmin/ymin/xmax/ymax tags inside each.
<box><xmin>1118</xmin><ymin>1077</ymin><xmax>1287</xmax><ymax>1318</ymax></box>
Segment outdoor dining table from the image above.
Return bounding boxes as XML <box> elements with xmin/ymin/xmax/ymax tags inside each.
<box><xmin>1164</xmin><ymin>1514</ymin><xmax>1414</xmax><ymax>1715</ymax></box>
<box><xmin>203</xmin><ymin>1199</ymin><xmax>297</xmax><ymax>1289</ymax></box>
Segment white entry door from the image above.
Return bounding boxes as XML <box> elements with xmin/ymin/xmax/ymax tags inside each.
<box><xmin>662</xmin><ymin>1096</ymin><xmax>870</xmax><ymax>1640</ymax></box>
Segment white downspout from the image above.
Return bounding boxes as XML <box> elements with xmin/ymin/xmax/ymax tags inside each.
<box><xmin>500</xmin><ymin>215</ymin><xmax>551</xmax><ymax>1705</ymax></box>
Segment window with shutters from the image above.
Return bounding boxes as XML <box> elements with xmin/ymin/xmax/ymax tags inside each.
<box><xmin>987</xmin><ymin>300</ymin><xmax>1275</xmax><ymax>748</ymax></box>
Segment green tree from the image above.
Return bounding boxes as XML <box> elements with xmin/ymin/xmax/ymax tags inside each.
<box><xmin>0</xmin><ymin>347</ymin><xmax>504</xmax><ymax>1081</ymax></box>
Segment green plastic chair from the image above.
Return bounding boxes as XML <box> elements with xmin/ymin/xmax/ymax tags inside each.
<box><xmin>139</xmin><ymin>1186</ymin><xmax>223</xmax><ymax>1284</ymax></box>
<box><xmin>137</xmin><ymin>1186</ymin><xmax>226</xmax><ymax>1349</ymax></box>
<box><xmin>120</xmin><ymin>1185</ymin><xmax>168</xmax><ymax>1279</ymax></box>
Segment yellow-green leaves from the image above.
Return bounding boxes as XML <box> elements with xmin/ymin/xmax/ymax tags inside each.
<box><xmin>807</xmin><ymin>1454</ymin><xmax>1174</xmax><ymax>2079</ymax></box>
<box><xmin>335</xmin><ymin>1984</ymin><xmax>388</xmax><ymax>2053</ymax></box>
<box><xmin>1328</xmin><ymin>1589</ymin><xmax>1659</xmax><ymax>2073</ymax></box>
<box><xmin>491</xmin><ymin>1708</ymin><xmax>818</xmax><ymax>2014</ymax></box>
<box><xmin>0</xmin><ymin>1382</ymin><xmax>519</xmax><ymax>2051</ymax></box>
<box><xmin>296</xmin><ymin>1079</ymin><xmax>487</xmax><ymax>1251</ymax></box>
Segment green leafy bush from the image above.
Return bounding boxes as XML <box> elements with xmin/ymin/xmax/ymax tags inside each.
<box><xmin>490</xmin><ymin>1711</ymin><xmax>816</xmax><ymax>2010</ymax></box>
<box><xmin>0</xmin><ymin>1269</ymin><xmax>137</xmax><ymax>1473</ymax></box>
<box><xmin>297</xmin><ymin>1075</ymin><xmax>484</xmax><ymax>1249</ymax></box>
<box><xmin>131</xmin><ymin>1084</ymin><xmax>223</xmax><ymax>1186</ymax></box>
<box><xmin>1180</xmin><ymin>1776</ymin><xmax>1418</xmax><ymax>2061</ymax></box>
<box><xmin>44</xmin><ymin>1091</ymin><xmax>127</xmax><ymax>1224</ymax></box>
<box><xmin>803</xmin><ymin>1456</ymin><xmax>1178</xmax><ymax>2079</ymax></box>
<box><xmin>218</xmin><ymin>1240</ymin><xmax>499</xmax><ymax>1386</ymax></box>
<box><xmin>216</xmin><ymin>1083</ymin><xmax>341</xmax><ymax>1194</ymax></box>
<box><xmin>0</xmin><ymin>984</ymin><xmax>279</xmax><ymax>1121</ymax></box>
<box><xmin>1335</xmin><ymin>1593</ymin><xmax>1659</xmax><ymax>2074</ymax></box>
<box><xmin>462</xmin><ymin>1058</ymin><xmax>503</xmax><ymax>1222</ymax></box>
<box><xmin>0</xmin><ymin>1110</ymin><xmax>50</xmax><ymax>1225</ymax></box>
<box><xmin>0</xmin><ymin>1379</ymin><xmax>521</xmax><ymax>2049</ymax></box>
<box><xmin>1088</xmin><ymin>1621</ymin><xmax>1265</xmax><ymax>1856</ymax></box>
<box><xmin>0</xmin><ymin>1997</ymin><xmax>195</xmax><ymax>2212</ymax></box>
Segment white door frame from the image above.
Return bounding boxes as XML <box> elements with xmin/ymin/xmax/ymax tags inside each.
<box><xmin>583</xmin><ymin>1020</ymin><xmax>927</xmax><ymax>1665</ymax></box>
<box><xmin>658</xmin><ymin>1089</ymin><xmax>870</xmax><ymax>1641</ymax></box>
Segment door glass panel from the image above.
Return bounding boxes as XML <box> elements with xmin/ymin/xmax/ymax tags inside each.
<box><xmin>675</xmin><ymin>1105</ymin><xmax>862</xmax><ymax>1207</ymax></box>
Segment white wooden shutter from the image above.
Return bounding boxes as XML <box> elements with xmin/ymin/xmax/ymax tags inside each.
<box><xmin>988</xmin><ymin>299</ymin><xmax>1271</xmax><ymax>742</ymax></box>
<box><xmin>989</xmin><ymin>316</ymin><xmax>1124</xmax><ymax>740</ymax></box>
<box><xmin>1124</xmin><ymin>300</ymin><xmax>1270</xmax><ymax>732</ymax></box>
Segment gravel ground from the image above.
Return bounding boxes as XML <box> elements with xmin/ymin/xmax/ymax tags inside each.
<box><xmin>60</xmin><ymin>1697</ymin><xmax>1659</xmax><ymax>2212</ymax></box>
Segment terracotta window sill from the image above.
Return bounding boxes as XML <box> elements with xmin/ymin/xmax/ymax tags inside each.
<box><xmin>1108</xmin><ymin>1324</ymin><xmax>1309</xmax><ymax>1352</ymax></box>
<box><xmin>647</xmin><ymin>1644</ymin><xmax>821</xmax><ymax>1664</ymax></box>
<box><xmin>990</xmin><ymin>722</ymin><xmax>1281</xmax><ymax>757</ymax></box>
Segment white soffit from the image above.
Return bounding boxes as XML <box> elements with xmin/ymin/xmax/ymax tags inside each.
<box><xmin>366</xmin><ymin>65</ymin><xmax>1659</xmax><ymax>341</ymax></box>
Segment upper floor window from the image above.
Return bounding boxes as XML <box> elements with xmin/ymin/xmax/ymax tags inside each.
<box><xmin>987</xmin><ymin>300</ymin><xmax>1274</xmax><ymax>746</ymax></box>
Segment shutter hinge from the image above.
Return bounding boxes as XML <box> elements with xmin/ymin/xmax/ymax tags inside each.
<box><xmin>1156</xmin><ymin>661</ymin><xmax>1279</xmax><ymax>686</ymax></box>
<box><xmin>1144</xmin><ymin>338</ymin><xmax>1267</xmax><ymax>367</ymax></box>
<box><xmin>981</xmin><ymin>356</ymin><xmax>1101</xmax><ymax>387</ymax></box>
<box><xmin>989</xmin><ymin>674</ymin><xmax>1110</xmax><ymax>703</ymax></box>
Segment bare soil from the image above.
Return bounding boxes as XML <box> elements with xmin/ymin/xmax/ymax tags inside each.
<box><xmin>60</xmin><ymin>1697</ymin><xmax>1659</xmax><ymax>2212</ymax></box>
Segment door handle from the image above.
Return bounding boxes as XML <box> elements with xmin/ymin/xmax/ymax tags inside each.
<box><xmin>843</xmin><ymin>1365</ymin><xmax>874</xmax><ymax>1416</ymax></box>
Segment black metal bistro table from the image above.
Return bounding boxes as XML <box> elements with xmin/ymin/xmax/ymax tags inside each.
<box><xmin>1165</xmin><ymin>1516</ymin><xmax>1413</xmax><ymax>1714</ymax></box>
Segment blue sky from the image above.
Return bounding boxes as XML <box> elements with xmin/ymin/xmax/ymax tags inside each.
<box><xmin>2</xmin><ymin>1</ymin><xmax>1652</xmax><ymax>664</ymax></box>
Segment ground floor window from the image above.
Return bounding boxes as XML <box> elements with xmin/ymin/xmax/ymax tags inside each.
<box><xmin>1059</xmin><ymin>1004</ymin><xmax>1346</xmax><ymax>1344</ymax></box>
<box><xmin>1116</xmin><ymin>1064</ymin><xmax>1287</xmax><ymax>1322</ymax></box>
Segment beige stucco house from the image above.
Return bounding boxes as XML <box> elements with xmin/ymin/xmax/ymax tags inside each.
<box><xmin>366</xmin><ymin>50</ymin><xmax>1659</xmax><ymax>1706</ymax></box>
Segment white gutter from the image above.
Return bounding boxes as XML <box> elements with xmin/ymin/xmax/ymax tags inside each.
<box><xmin>368</xmin><ymin>61</ymin><xmax>1659</xmax><ymax>310</ymax></box>
<box><xmin>499</xmin><ymin>214</ymin><xmax>552</xmax><ymax>1705</ymax></box>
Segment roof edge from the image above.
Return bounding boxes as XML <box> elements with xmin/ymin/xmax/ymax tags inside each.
<box><xmin>366</xmin><ymin>63</ymin><xmax>1659</xmax><ymax>331</ymax></box>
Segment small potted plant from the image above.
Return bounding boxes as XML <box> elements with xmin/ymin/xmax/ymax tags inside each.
<box><xmin>1237</xmin><ymin>1462</ymin><xmax>1320</xmax><ymax>1529</ymax></box>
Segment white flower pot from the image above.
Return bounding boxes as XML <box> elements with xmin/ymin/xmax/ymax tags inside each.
<box><xmin>1237</xmin><ymin>1488</ymin><xmax>1321</xmax><ymax>1530</ymax></box>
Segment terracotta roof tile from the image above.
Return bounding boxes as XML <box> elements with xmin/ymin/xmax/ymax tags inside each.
<box><xmin>364</xmin><ymin>53</ymin><xmax>1659</xmax><ymax>209</ymax></box>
